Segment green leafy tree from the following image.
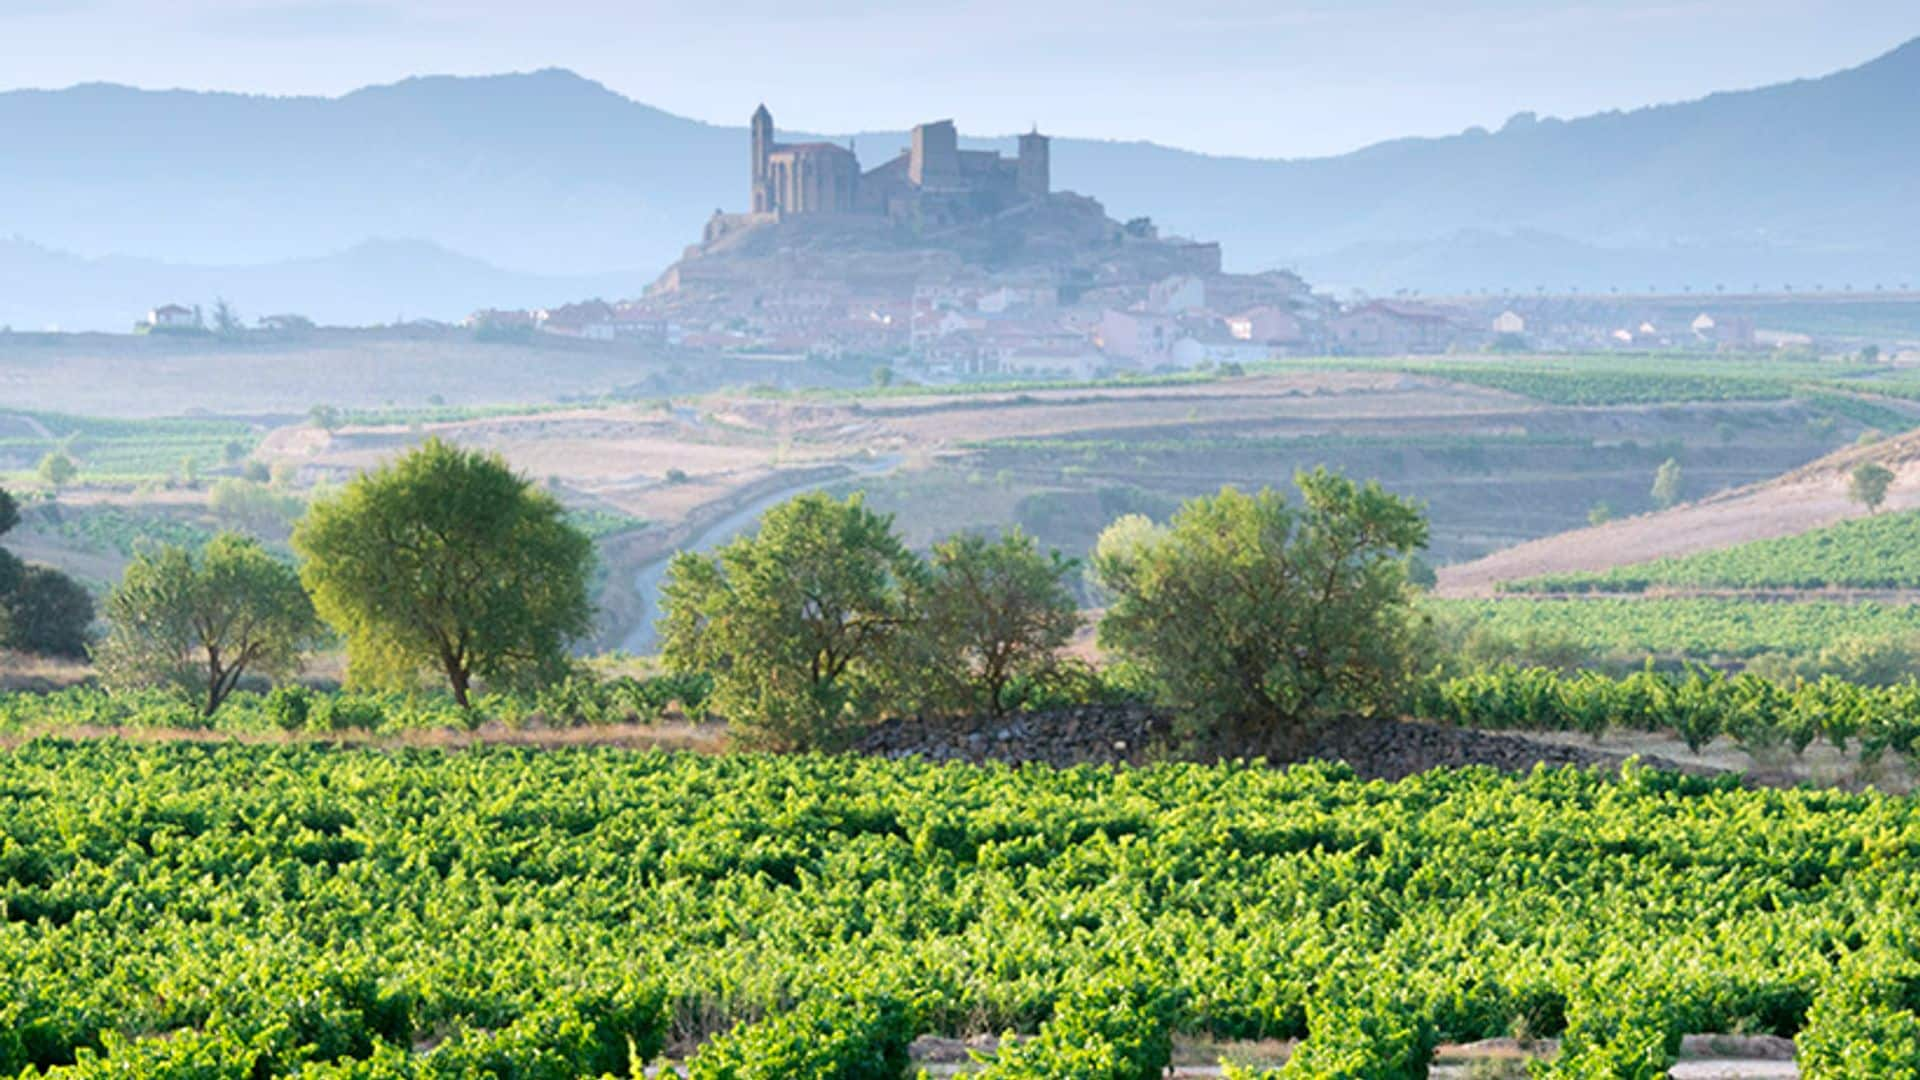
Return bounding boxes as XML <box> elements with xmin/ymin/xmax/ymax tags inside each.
<box><xmin>4</xmin><ymin>565</ymin><xmax>93</xmax><ymax>658</ymax></box>
<box><xmin>293</xmin><ymin>438</ymin><xmax>594</xmax><ymax>705</ymax></box>
<box><xmin>913</xmin><ymin>529</ymin><xmax>1081</xmax><ymax>717</ymax></box>
<box><xmin>1588</xmin><ymin>502</ymin><xmax>1615</xmax><ymax>527</ymax></box>
<box><xmin>1094</xmin><ymin>471</ymin><xmax>1429</xmax><ymax>754</ymax></box>
<box><xmin>1651</xmin><ymin>457</ymin><xmax>1684</xmax><ymax>509</ymax></box>
<box><xmin>659</xmin><ymin>492</ymin><xmax>923</xmax><ymax>749</ymax></box>
<box><xmin>37</xmin><ymin>451</ymin><xmax>76</xmax><ymax>489</ymax></box>
<box><xmin>1850</xmin><ymin>461</ymin><xmax>1894</xmax><ymax>514</ymax></box>
<box><xmin>308</xmin><ymin>404</ymin><xmax>343</xmax><ymax>433</ymax></box>
<box><xmin>97</xmin><ymin>535</ymin><xmax>323</xmax><ymax>716</ymax></box>
<box><xmin>0</xmin><ymin>487</ymin><xmax>92</xmax><ymax>658</ymax></box>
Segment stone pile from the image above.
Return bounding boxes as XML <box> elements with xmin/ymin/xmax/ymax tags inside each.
<box><xmin>855</xmin><ymin>706</ymin><xmax>1705</xmax><ymax>780</ymax></box>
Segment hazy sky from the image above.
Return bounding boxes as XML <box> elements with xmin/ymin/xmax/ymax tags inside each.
<box><xmin>4</xmin><ymin>1</ymin><xmax>1915</xmax><ymax>157</ymax></box>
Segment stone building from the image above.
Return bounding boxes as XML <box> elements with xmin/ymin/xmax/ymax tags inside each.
<box><xmin>747</xmin><ymin>105</ymin><xmax>1050</xmax><ymax>223</ymax></box>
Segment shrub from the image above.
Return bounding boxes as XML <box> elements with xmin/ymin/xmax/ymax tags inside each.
<box><xmin>1094</xmin><ymin>472</ymin><xmax>1428</xmax><ymax>754</ymax></box>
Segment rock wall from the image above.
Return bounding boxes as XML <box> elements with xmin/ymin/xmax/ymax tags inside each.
<box><xmin>856</xmin><ymin>706</ymin><xmax>1703</xmax><ymax>780</ymax></box>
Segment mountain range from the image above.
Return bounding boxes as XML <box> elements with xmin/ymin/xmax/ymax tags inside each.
<box><xmin>2</xmin><ymin>37</ymin><xmax>1916</xmax><ymax>329</ymax></box>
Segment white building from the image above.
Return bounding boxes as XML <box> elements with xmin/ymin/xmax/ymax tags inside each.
<box><xmin>148</xmin><ymin>304</ymin><xmax>198</xmax><ymax>329</ymax></box>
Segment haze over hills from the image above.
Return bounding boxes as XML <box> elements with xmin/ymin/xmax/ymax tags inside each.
<box><xmin>2</xmin><ymin>36</ymin><xmax>1915</xmax><ymax>328</ymax></box>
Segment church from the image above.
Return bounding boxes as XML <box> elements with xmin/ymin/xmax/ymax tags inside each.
<box><xmin>748</xmin><ymin>105</ymin><xmax>1050</xmax><ymax>227</ymax></box>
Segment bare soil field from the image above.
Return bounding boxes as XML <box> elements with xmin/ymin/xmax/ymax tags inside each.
<box><xmin>1437</xmin><ymin>427</ymin><xmax>1920</xmax><ymax>594</ymax></box>
<box><xmin>9</xmin><ymin>362</ymin><xmax>1889</xmax><ymax>647</ymax></box>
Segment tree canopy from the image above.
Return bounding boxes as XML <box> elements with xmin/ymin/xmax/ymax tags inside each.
<box><xmin>293</xmin><ymin>439</ymin><xmax>594</xmax><ymax>704</ymax></box>
<box><xmin>1651</xmin><ymin>458</ymin><xmax>1684</xmax><ymax>510</ymax></box>
<box><xmin>1094</xmin><ymin>471</ymin><xmax>1429</xmax><ymax>753</ymax></box>
<box><xmin>98</xmin><ymin>534</ymin><xmax>323</xmax><ymax>715</ymax></box>
<box><xmin>659</xmin><ymin>492</ymin><xmax>923</xmax><ymax>749</ymax></box>
<box><xmin>915</xmin><ymin>529</ymin><xmax>1081</xmax><ymax>718</ymax></box>
<box><xmin>1849</xmin><ymin>461</ymin><xmax>1894</xmax><ymax>514</ymax></box>
<box><xmin>0</xmin><ymin>485</ymin><xmax>93</xmax><ymax>659</ymax></box>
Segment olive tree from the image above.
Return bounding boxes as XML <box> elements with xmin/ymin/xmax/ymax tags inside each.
<box><xmin>1849</xmin><ymin>461</ymin><xmax>1894</xmax><ymax>514</ymax></box>
<box><xmin>293</xmin><ymin>439</ymin><xmax>593</xmax><ymax>705</ymax></box>
<box><xmin>1094</xmin><ymin>471</ymin><xmax>1429</xmax><ymax>755</ymax></box>
<box><xmin>97</xmin><ymin>534</ymin><xmax>323</xmax><ymax>716</ymax></box>
<box><xmin>37</xmin><ymin>452</ymin><xmax>76</xmax><ymax>489</ymax></box>
<box><xmin>0</xmin><ymin>486</ymin><xmax>93</xmax><ymax>658</ymax></box>
<box><xmin>659</xmin><ymin>492</ymin><xmax>923</xmax><ymax>749</ymax></box>
<box><xmin>1651</xmin><ymin>458</ymin><xmax>1684</xmax><ymax>510</ymax></box>
<box><xmin>3</xmin><ymin>566</ymin><xmax>93</xmax><ymax>658</ymax></box>
<box><xmin>914</xmin><ymin>529</ymin><xmax>1081</xmax><ymax>717</ymax></box>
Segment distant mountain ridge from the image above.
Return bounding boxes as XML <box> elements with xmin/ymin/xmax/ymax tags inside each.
<box><xmin>0</xmin><ymin>236</ymin><xmax>645</xmax><ymax>332</ymax></box>
<box><xmin>1</xmin><ymin>38</ymin><xmax>1916</xmax><ymax>326</ymax></box>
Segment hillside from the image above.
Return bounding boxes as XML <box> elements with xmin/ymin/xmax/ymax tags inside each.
<box><xmin>1437</xmin><ymin>427</ymin><xmax>1920</xmax><ymax>594</ymax></box>
<box><xmin>0</xmin><ymin>37</ymin><xmax>1916</xmax><ymax>325</ymax></box>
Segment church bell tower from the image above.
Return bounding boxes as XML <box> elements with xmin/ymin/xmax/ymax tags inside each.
<box><xmin>751</xmin><ymin>104</ymin><xmax>774</xmax><ymax>213</ymax></box>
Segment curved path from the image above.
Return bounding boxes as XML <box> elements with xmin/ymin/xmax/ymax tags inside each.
<box><xmin>619</xmin><ymin>455</ymin><xmax>903</xmax><ymax>655</ymax></box>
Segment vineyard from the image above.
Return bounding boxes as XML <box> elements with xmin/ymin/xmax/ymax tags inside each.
<box><xmin>0</xmin><ymin>412</ymin><xmax>259</xmax><ymax>486</ymax></box>
<box><xmin>1272</xmin><ymin>355</ymin><xmax>1920</xmax><ymax>420</ymax></box>
<box><xmin>1505</xmin><ymin>510</ymin><xmax>1920</xmax><ymax>594</ymax></box>
<box><xmin>1433</xmin><ymin>596</ymin><xmax>1920</xmax><ymax>661</ymax></box>
<box><xmin>2</xmin><ymin>734</ymin><xmax>1919</xmax><ymax>1077</ymax></box>
<box><xmin>1416</xmin><ymin>663</ymin><xmax>1920</xmax><ymax>761</ymax></box>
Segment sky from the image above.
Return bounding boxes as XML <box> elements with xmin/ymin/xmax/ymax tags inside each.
<box><xmin>2</xmin><ymin>1</ymin><xmax>1916</xmax><ymax>158</ymax></box>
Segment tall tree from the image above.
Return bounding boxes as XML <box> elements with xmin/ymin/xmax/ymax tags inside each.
<box><xmin>97</xmin><ymin>534</ymin><xmax>323</xmax><ymax>716</ymax></box>
<box><xmin>1095</xmin><ymin>471</ymin><xmax>1429</xmax><ymax>755</ymax></box>
<box><xmin>1651</xmin><ymin>458</ymin><xmax>1684</xmax><ymax>510</ymax></box>
<box><xmin>914</xmin><ymin>529</ymin><xmax>1081</xmax><ymax>718</ymax></box>
<box><xmin>293</xmin><ymin>439</ymin><xmax>593</xmax><ymax>705</ymax></box>
<box><xmin>660</xmin><ymin>492</ymin><xmax>923</xmax><ymax>749</ymax></box>
<box><xmin>1849</xmin><ymin>461</ymin><xmax>1895</xmax><ymax>514</ymax></box>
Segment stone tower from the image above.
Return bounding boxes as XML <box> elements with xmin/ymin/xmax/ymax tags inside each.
<box><xmin>751</xmin><ymin>104</ymin><xmax>774</xmax><ymax>213</ymax></box>
<box><xmin>909</xmin><ymin>120</ymin><xmax>960</xmax><ymax>189</ymax></box>
<box><xmin>1017</xmin><ymin>127</ymin><xmax>1050</xmax><ymax>200</ymax></box>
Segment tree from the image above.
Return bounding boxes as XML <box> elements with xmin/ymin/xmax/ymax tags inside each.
<box><xmin>293</xmin><ymin>439</ymin><xmax>594</xmax><ymax>705</ymax></box>
<box><xmin>1850</xmin><ymin>462</ymin><xmax>1895</xmax><ymax>514</ymax></box>
<box><xmin>211</xmin><ymin>298</ymin><xmax>243</xmax><ymax>339</ymax></box>
<box><xmin>308</xmin><ymin>405</ymin><xmax>343</xmax><ymax>433</ymax></box>
<box><xmin>659</xmin><ymin>492</ymin><xmax>923</xmax><ymax>750</ymax></box>
<box><xmin>0</xmin><ymin>486</ymin><xmax>93</xmax><ymax>658</ymax></box>
<box><xmin>914</xmin><ymin>529</ymin><xmax>1081</xmax><ymax>718</ymax></box>
<box><xmin>1094</xmin><ymin>472</ymin><xmax>1429</xmax><ymax>755</ymax></box>
<box><xmin>4</xmin><ymin>565</ymin><xmax>93</xmax><ymax>659</ymax></box>
<box><xmin>1588</xmin><ymin>502</ymin><xmax>1615</xmax><ymax>527</ymax></box>
<box><xmin>37</xmin><ymin>452</ymin><xmax>76</xmax><ymax>489</ymax></box>
<box><xmin>97</xmin><ymin>535</ymin><xmax>323</xmax><ymax>716</ymax></box>
<box><xmin>1651</xmin><ymin>458</ymin><xmax>1684</xmax><ymax>509</ymax></box>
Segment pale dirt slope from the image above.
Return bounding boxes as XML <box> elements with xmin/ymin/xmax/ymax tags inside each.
<box><xmin>1437</xmin><ymin>429</ymin><xmax>1920</xmax><ymax>595</ymax></box>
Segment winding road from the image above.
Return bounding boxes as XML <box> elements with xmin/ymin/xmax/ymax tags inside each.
<box><xmin>618</xmin><ymin>454</ymin><xmax>904</xmax><ymax>655</ymax></box>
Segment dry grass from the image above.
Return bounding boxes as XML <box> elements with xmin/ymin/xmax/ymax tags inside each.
<box><xmin>0</xmin><ymin>719</ymin><xmax>731</xmax><ymax>754</ymax></box>
<box><xmin>0</xmin><ymin>650</ymin><xmax>93</xmax><ymax>692</ymax></box>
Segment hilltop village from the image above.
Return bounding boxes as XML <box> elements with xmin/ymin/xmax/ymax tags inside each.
<box><xmin>462</xmin><ymin>107</ymin><xmax>1778</xmax><ymax>378</ymax></box>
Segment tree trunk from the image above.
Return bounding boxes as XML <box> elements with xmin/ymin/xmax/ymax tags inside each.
<box><xmin>447</xmin><ymin>663</ymin><xmax>471</xmax><ymax>708</ymax></box>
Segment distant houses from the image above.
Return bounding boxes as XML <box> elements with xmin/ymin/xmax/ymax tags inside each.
<box><xmin>139</xmin><ymin>304</ymin><xmax>202</xmax><ymax>334</ymax></box>
<box><xmin>1327</xmin><ymin>301</ymin><xmax>1457</xmax><ymax>355</ymax></box>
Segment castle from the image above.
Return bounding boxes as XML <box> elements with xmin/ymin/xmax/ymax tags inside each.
<box><xmin>746</xmin><ymin>105</ymin><xmax>1050</xmax><ymax>226</ymax></box>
